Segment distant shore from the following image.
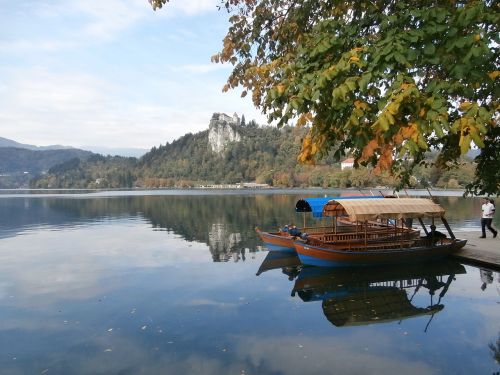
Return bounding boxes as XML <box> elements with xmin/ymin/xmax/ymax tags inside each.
<box><xmin>0</xmin><ymin>187</ymin><xmax>469</xmax><ymax>198</ymax></box>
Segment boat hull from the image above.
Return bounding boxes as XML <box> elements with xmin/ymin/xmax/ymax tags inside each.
<box><xmin>294</xmin><ymin>238</ymin><xmax>467</xmax><ymax>267</ymax></box>
<box><xmin>256</xmin><ymin>228</ymin><xmax>295</xmax><ymax>252</ymax></box>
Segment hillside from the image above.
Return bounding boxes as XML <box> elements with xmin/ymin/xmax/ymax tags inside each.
<box><xmin>0</xmin><ymin>147</ymin><xmax>93</xmax><ymax>174</ymax></box>
<box><xmin>30</xmin><ymin>118</ymin><xmax>308</xmax><ymax>188</ymax></box>
<box><xmin>27</xmin><ymin>113</ymin><xmax>477</xmax><ymax>190</ymax></box>
<box><xmin>0</xmin><ymin>147</ymin><xmax>95</xmax><ymax>188</ymax></box>
<box><xmin>138</xmin><ymin>121</ymin><xmax>305</xmax><ymax>186</ymax></box>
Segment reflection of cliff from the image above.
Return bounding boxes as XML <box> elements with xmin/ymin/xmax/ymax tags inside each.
<box><xmin>293</xmin><ymin>260</ymin><xmax>466</xmax><ymax>329</ymax></box>
<box><xmin>208</xmin><ymin>223</ymin><xmax>242</xmax><ymax>262</ymax></box>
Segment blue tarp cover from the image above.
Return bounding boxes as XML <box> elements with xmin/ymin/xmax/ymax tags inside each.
<box><xmin>295</xmin><ymin>196</ymin><xmax>384</xmax><ymax>218</ymax></box>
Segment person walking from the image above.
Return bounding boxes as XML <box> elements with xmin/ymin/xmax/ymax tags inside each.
<box><xmin>480</xmin><ymin>198</ymin><xmax>497</xmax><ymax>238</ymax></box>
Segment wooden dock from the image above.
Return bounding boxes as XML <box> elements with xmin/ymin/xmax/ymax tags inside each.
<box><xmin>452</xmin><ymin>231</ymin><xmax>499</xmax><ymax>270</ymax></box>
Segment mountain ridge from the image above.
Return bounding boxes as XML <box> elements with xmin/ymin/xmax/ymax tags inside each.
<box><xmin>0</xmin><ymin>137</ymin><xmax>148</xmax><ymax>157</ymax></box>
<box><xmin>0</xmin><ymin>137</ymin><xmax>74</xmax><ymax>151</ymax></box>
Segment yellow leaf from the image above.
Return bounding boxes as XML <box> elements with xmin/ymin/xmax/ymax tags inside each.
<box><xmin>296</xmin><ymin>114</ymin><xmax>309</xmax><ymax>127</ymax></box>
<box><xmin>459</xmin><ymin>102</ymin><xmax>472</xmax><ymax>111</ymax></box>
<box><xmin>354</xmin><ymin>100</ymin><xmax>369</xmax><ymax>110</ymax></box>
<box><xmin>459</xmin><ymin>134</ymin><xmax>471</xmax><ymax>155</ymax></box>
<box><xmin>387</xmin><ymin>102</ymin><xmax>399</xmax><ymax>115</ymax></box>
<box><xmin>401</xmin><ymin>123</ymin><xmax>418</xmax><ymax>139</ymax></box>
<box><xmin>311</xmin><ymin>143</ymin><xmax>318</xmax><ymax>155</ymax></box>
<box><xmin>488</xmin><ymin>71</ymin><xmax>500</xmax><ymax>80</ymax></box>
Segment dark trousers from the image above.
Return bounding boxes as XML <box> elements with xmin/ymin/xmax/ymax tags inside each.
<box><xmin>481</xmin><ymin>218</ymin><xmax>497</xmax><ymax>236</ymax></box>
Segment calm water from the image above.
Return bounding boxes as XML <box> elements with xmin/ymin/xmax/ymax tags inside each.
<box><xmin>0</xmin><ymin>191</ymin><xmax>498</xmax><ymax>375</ymax></box>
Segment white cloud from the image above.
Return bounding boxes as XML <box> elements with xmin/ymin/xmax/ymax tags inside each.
<box><xmin>0</xmin><ymin>0</ymin><xmax>267</xmax><ymax>148</ymax></box>
<box><xmin>0</xmin><ymin>63</ymin><xmax>265</xmax><ymax>148</ymax></box>
<box><xmin>0</xmin><ymin>222</ymin><xmax>213</xmax><ymax>307</ymax></box>
<box><xmin>5</xmin><ymin>68</ymin><xmax>113</xmax><ymax>113</ymax></box>
<box><xmin>0</xmin><ymin>0</ymin><xmax>151</xmax><ymax>53</ymax></box>
<box><xmin>71</xmin><ymin>0</ymin><xmax>147</xmax><ymax>41</ymax></box>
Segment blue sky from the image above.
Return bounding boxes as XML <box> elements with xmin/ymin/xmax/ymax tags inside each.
<box><xmin>0</xmin><ymin>0</ymin><xmax>264</xmax><ymax>149</ymax></box>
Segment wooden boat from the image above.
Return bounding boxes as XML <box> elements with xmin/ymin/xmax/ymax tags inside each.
<box><xmin>256</xmin><ymin>225</ymin><xmax>345</xmax><ymax>252</ymax></box>
<box><xmin>256</xmin><ymin>195</ymin><xmax>384</xmax><ymax>251</ymax></box>
<box><xmin>292</xmin><ymin>259</ymin><xmax>465</xmax><ymax>327</ymax></box>
<box><xmin>294</xmin><ymin>198</ymin><xmax>467</xmax><ymax>267</ymax></box>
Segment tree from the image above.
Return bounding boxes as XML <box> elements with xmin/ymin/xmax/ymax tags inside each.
<box><xmin>150</xmin><ymin>0</ymin><xmax>499</xmax><ymax>195</ymax></box>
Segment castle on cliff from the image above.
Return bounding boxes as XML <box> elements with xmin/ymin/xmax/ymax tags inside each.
<box><xmin>208</xmin><ymin>112</ymin><xmax>242</xmax><ymax>154</ymax></box>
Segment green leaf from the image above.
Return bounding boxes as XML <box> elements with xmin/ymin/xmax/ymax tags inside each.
<box><xmin>423</xmin><ymin>44</ymin><xmax>436</xmax><ymax>55</ymax></box>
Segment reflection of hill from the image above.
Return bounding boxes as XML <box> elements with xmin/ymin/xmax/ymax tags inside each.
<box><xmin>1</xmin><ymin>194</ymin><xmax>485</xmax><ymax>260</ymax></box>
<box><xmin>293</xmin><ymin>260</ymin><xmax>466</xmax><ymax>328</ymax></box>
<box><xmin>0</xmin><ymin>198</ymin><xmax>111</xmax><ymax>239</ymax></box>
<box><xmin>0</xmin><ymin>194</ymin><xmax>302</xmax><ymax>261</ymax></box>
<box><xmin>139</xmin><ymin>194</ymin><xmax>315</xmax><ymax>261</ymax></box>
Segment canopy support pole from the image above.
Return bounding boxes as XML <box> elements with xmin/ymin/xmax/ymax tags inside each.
<box><xmin>441</xmin><ymin>217</ymin><xmax>456</xmax><ymax>239</ymax></box>
<box><xmin>418</xmin><ymin>218</ymin><xmax>429</xmax><ymax>235</ymax></box>
<box><xmin>364</xmin><ymin>220</ymin><xmax>367</xmax><ymax>247</ymax></box>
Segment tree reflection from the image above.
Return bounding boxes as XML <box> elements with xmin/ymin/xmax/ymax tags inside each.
<box><xmin>0</xmin><ymin>194</ymin><xmax>491</xmax><ymax>261</ymax></box>
<box><xmin>489</xmin><ymin>333</ymin><xmax>500</xmax><ymax>367</ymax></box>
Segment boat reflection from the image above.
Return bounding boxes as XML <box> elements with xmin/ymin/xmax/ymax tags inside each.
<box><xmin>256</xmin><ymin>251</ymin><xmax>302</xmax><ymax>280</ymax></box>
<box><xmin>292</xmin><ymin>260</ymin><xmax>466</xmax><ymax>329</ymax></box>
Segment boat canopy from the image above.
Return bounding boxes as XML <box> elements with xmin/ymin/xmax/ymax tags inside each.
<box><xmin>322</xmin><ymin>288</ymin><xmax>443</xmax><ymax>327</ymax></box>
<box><xmin>295</xmin><ymin>196</ymin><xmax>384</xmax><ymax>218</ymax></box>
<box><xmin>322</xmin><ymin>198</ymin><xmax>445</xmax><ymax>221</ymax></box>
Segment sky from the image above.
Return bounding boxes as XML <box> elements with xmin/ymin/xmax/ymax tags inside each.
<box><xmin>0</xmin><ymin>0</ymin><xmax>265</xmax><ymax>150</ymax></box>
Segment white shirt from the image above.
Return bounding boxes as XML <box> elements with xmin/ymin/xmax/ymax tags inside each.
<box><xmin>482</xmin><ymin>202</ymin><xmax>495</xmax><ymax>219</ymax></box>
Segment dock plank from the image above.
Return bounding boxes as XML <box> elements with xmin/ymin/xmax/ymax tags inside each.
<box><xmin>452</xmin><ymin>231</ymin><xmax>499</xmax><ymax>270</ymax></box>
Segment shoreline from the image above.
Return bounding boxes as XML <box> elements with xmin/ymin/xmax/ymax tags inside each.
<box><xmin>0</xmin><ymin>187</ymin><xmax>469</xmax><ymax>199</ymax></box>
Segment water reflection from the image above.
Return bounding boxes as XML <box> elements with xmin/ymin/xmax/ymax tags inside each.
<box><xmin>255</xmin><ymin>251</ymin><xmax>301</xmax><ymax>280</ymax></box>
<box><xmin>480</xmin><ymin>268</ymin><xmax>495</xmax><ymax>291</ymax></box>
<box><xmin>0</xmin><ymin>194</ymin><xmax>495</xmax><ymax>262</ymax></box>
<box><xmin>1</xmin><ymin>193</ymin><xmax>499</xmax><ymax>374</ymax></box>
<box><xmin>291</xmin><ymin>260</ymin><xmax>466</xmax><ymax>329</ymax></box>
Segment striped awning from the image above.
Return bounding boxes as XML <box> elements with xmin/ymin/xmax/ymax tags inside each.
<box><xmin>322</xmin><ymin>198</ymin><xmax>445</xmax><ymax>221</ymax></box>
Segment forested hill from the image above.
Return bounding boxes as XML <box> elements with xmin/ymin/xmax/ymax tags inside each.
<box><xmin>28</xmin><ymin>114</ymin><xmax>476</xmax><ymax>190</ymax></box>
<box><xmin>30</xmin><ymin>121</ymin><xmax>308</xmax><ymax>188</ymax></box>
<box><xmin>0</xmin><ymin>147</ymin><xmax>94</xmax><ymax>188</ymax></box>
<box><xmin>0</xmin><ymin>147</ymin><xmax>93</xmax><ymax>174</ymax></box>
<box><xmin>138</xmin><ymin>122</ymin><xmax>304</xmax><ymax>186</ymax></box>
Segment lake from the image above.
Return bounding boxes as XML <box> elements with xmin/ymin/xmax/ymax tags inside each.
<box><xmin>0</xmin><ymin>190</ymin><xmax>499</xmax><ymax>375</ymax></box>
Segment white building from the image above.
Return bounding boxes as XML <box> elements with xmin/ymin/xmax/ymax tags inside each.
<box><xmin>341</xmin><ymin>157</ymin><xmax>355</xmax><ymax>170</ymax></box>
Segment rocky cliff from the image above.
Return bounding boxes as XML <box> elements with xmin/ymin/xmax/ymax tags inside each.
<box><xmin>208</xmin><ymin>113</ymin><xmax>241</xmax><ymax>154</ymax></box>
